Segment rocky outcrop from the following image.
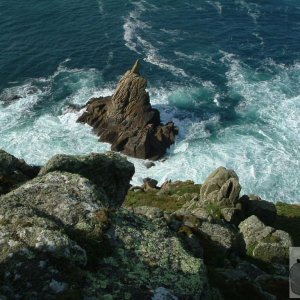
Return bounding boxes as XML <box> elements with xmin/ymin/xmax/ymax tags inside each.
<box><xmin>239</xmin><ymin>215</ymin><xmax>292</xmax><ymax>263</ymax></box>
<box><xmin>200</xmin><ymin>167</ymin><xmax>241</xmax><ymax>207</ymax></box>
<box><xmin>0</xmin><ymin>149</ymin><xmax>40</xmax><ymax>195</ymax></box>
<box><xmin>0</xmin><ymin>171</ymin><xmax>110</xmax><ymax>299</ymax></box>
<box><xmin>77</xmin><ymin>60</ymin><xmax>178</xmax><ymax>160</ymax></box>
<box><xmin>0</xmin><ymin>152</ymin><xmax>210</xmax><ymax>299</ymax></box>
<box><xmin>39</xmin><ymin>152</ymin><xmax>134</xmax><ymax>208</ymax></box>
<box><xmin>0</xmin><ymin>151</ymin><xmax>295</xmax><ymax>299</ymax></box>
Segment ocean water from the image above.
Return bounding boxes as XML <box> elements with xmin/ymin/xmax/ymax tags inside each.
<box><xmin>0</xmin><ymin>0</ymin><xmax>299</xmax><ymax>203</ymax></box>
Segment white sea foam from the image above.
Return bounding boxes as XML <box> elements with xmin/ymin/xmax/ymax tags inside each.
<box><xmin>207</xmin><ymin>1</ymin><xmax>222</xmax><ymax>15</ymax></box>
<box><xmin>1</xmin><ymin>58</ymin><xmax>299</xmax><ymax>203</ymax></box>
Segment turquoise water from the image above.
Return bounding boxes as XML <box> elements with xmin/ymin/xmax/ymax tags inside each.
<box><xmin>0</xmin><ymin>0</ymin><xmax>299</xmax><ymax>202</ymax></box>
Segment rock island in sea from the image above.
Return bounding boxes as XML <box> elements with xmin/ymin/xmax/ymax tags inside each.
<box><xmin>77</xmin><ymin>60</ymin><xmax>178</xmax><ymax>160</ymax></box>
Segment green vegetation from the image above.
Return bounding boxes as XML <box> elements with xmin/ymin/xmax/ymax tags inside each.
<box><xmin>203</xmin><ymin>202</ymin><xmax>223</xmax><ymax>220</ymax></box>
<box><xmin>275</xmin><ymin>202</ymin><xmax>300</xmax><ymax>246</ymax></box>
<box><xmin>124</xmin><ymin>181</ymin><xmax>201</xmax><ymax>212</ymax></box>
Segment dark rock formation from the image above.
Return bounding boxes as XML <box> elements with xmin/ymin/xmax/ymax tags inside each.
<box><xmin>0</xmin><ymin>149</ymin><xmax>40</xmax><ymax>195</ymax></box>
<box><xmin>77</xmin><ymin>60</ymin><xmax>178</xmax><ymax>160</ymax></box>
<box><xmin>239</xmin><ymin>194</ymin><xmax>277</xmax><ymax>226</ymax></box>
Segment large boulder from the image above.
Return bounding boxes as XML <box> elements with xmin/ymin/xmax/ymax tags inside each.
<box><xmin>0</xmin><ymin>149</ymin><xmax>40</xmax><ymax>195</ymax></box>
<box><xmin>200</xmin><ymin>167</ymin><xmax>241</xmax><ymax>207</ymax></box>
<box><xmin>0</xmin><ymin>172</ymin><xmax>110</xmax><ymax>299</ymax></box>
<box><xmin>39</xmin><ymin>152</ymin><xmax>134</xmax><ymax>208</ymax></box>
<box><xmin>77</xmin><ymin>60</ymin><xmax>178</xmax><ymax>160</ymax></box>
<box><xmin>239</xmin><ymin>215</ymin><xmax>292</xmax><ymax>263</ymax></box>
<box><xmin>196</xmin><ymin>221</ymin><xmax>245</xmax><ymax>265</ymax></box>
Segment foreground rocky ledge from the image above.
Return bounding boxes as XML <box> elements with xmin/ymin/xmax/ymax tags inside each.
<box><xmin>0</xmin><ymin>150</ymin><xmax>298</xmax><ymax>299</ymax></box>
<box><xmin>77</xmin><ymin>60</ymin><xmax>178</xmax><ymax>160</ymax></box>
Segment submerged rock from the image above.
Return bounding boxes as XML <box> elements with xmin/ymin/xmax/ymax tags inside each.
<box><xmin>77</xmin><ymin>60</ymin><xmax>178</xmax><ymax>160</ymax></box>
<box><xmin>39</xmin><ymin>152</ymin><xmax>134</xmax><ymax>208</ymax></box>
<box><xmin>0</xmin><ymin>149</ymin><xmax>40</xmax><ymax>195</ymax></box>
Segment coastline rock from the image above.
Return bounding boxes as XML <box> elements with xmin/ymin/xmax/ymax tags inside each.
<box><xmin>77</xmin><ymin>60</ymin><xmax>178</xmax><ymax>160</ymax></box>
<box><xmin>200</xmin><ymin>167</ymin><xmax>241</xmax><ymax>207</ymax></box>
<box><xmin>0</xmin><ymin>172</ymin><xmax>110</xmax><ymax>298</ymax></box>
<box><xmin>142</xmin><ymin>177</ymin><xmax>159</xmax><ymax>191</ymax></box>
<box><xmin>196</xmin><ymin>221</ymin><xmax>245</xmax><ymax>265</ymax></box>
<box><xmin>0</xmin><ymin>149</ymin><xmax>40</xmax><ymax>195</ymax></box>
<box><xmin>239</xmin><ymin>215</ymin><xmax>292</xmax><ymax>262</ymax></box>
<box><xmin>84</xmin><ymin>208</ymin><xmax>209</xmax><ymax>299</ymax></box>
<box><xmin>39</xmin><ymin>152</ymin><xmax>134</xmax><ymax>208</ymax></box>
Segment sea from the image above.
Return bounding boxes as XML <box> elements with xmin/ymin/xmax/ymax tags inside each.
<box><xmin>0</xmin><ymin>0</ymin><xmax>299</xmax><ymax>203</ymax></box>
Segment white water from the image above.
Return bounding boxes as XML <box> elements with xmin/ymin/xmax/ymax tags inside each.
<box><xmin>0</xmin><ymin>57</ymin><xmax>299</xmax><ymax>203</ymax></box>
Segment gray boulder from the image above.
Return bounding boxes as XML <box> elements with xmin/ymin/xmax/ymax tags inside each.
<box><xmin>197</xmin><ymin>221</ymin><xmax>245</xmax><ymax>265</ymax></box>
<box><xmin>239</xmin><ymin>215</ymin><xmax>292</xmax><ymax>262</ymax></box>
<box><xmin>0</xmin><ymin>149</ymin><xmax>40</xmax><ymax>195</ymax></box>
<box><xmin>0</xmin><ymin>172</ymin><xmax>110</xmax><ymax>299</ymax></box>
<box><xmin>200</xmin><ymin>167</ymin><xmax>241</xmax><ymax>207</ymax></box>
<box><xmin>39</xmin><ymin>152</ymin><xmax>135</xmax><ymax>208</ymax></box>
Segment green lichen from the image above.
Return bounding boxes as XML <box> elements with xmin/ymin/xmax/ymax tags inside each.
<box><xmin>83</xmin><ymin>209</ymin><xmax>207</xmax><ymax>299</ymax></box>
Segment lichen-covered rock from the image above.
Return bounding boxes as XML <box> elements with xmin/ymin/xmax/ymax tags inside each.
<box><xmin>221</xmin><ymin>207</ymin><xmax>244</xmax><ymax>225</ymax></box>
<box><xmin>84</xmin><ymin>209</ymin><xmax>208</xmax><ymax>299</ymax></box>
<box><xmin>77</xmin><ymin>60</ymin><xmax>178</xmax><ymax>160</ymax></box>
<box><xmin>200</xmin><ymin>167</ymin><xmax>241</xmax><ymax>207</ymax></box>
<box><xmin>239</xmin><ymin>195</ymin><xmax>277</xmax><ymax>226</ymax></box>
<box><xmin>0</xmin><ymin>171</ymin><xmax>111</xmax><ymax>299</ymax></box>
<box><xmin>0</xmin><ymin>149</ymin><xmax>40</xmax><ymax>195</ymax></box>
<box><xmin>196</xmin><ymin>221</ymin><xmax>245</xmax><ymax>265</ymax></box>
<box><xmin>239</xmin><ymin>215</ymin><xmax>292</xmax><ymax>262</ymax></box>
<box><xmin>39</xmin><ymin>152</ymin><xmax>134</xmax><ymax>207</ymax></box>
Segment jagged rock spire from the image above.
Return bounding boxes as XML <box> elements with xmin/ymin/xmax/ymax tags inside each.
<box><xmin>77</xmin><ymin>61</ymin><xmax>178</xmax><ymax>160</ymax></box>
<box><xmin>130</xmin><ymin>59</ymin><xmax>141</xmax><ymax>75</ymax></box>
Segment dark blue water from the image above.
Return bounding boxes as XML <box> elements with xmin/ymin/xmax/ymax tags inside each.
<box><xmin>0</xmin><ymin>0</ymin><xmax>299</xmax><ymax>202</ymax></box>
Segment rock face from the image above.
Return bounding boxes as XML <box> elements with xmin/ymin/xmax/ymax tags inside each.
<box><xmin>200</xmin><ymin>167</ymin><xmax>241</xmax><ymax>206</ymax></box>
<box><xmin>0</xmin><ymin>172</ymin><xmax>110</xmax><ymax>299</ymax></box>
<box><xmin>84</xmin><ymin>209</ymin><xmax>208</xmax><ymax>299</ymax></box>
<box><xmin>0</xmin><ymin>149</ymin><xmax>40</xmax><ymax>195</ymax></box>
<box><xmin>239</xmin><ymin>215</ymin><xmax>292</xmax><ymax>263</ymax></box>
<box><xmin>77</xmin><ymin>60</ymin><xmax>178</xmax><ymax>160</ymax></box>
<box><xmin>39</xmin><ymin>152</ymin><xmax>135</xmax><ymax>208</ymax></box>
<box><xmin>0</xmin><ymin>152</ymin><xmax>210</xmax><ymax>299</ymax></box>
